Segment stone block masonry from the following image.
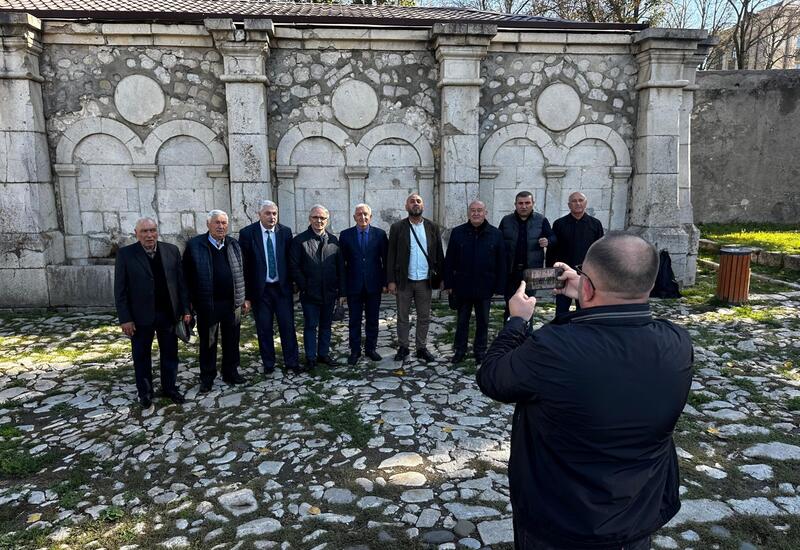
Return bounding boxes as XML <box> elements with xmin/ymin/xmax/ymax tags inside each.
<box><xmin>0</xmin><ymin>13</ymin><xmax>711</xmax><ymax>307</ymax></box>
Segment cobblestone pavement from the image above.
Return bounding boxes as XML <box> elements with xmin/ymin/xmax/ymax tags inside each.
<box><xmin>1</xmin><ymin>266</ymin><xmax>799</xmax><ymax>550</ymax></box>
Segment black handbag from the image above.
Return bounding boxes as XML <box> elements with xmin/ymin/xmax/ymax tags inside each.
<box><xmin>332</xmin><ymin>301</ymin><xmax>346</xmax><ymax>321</ymax></box>
<box><xmin>174</xmin><ymin>316</ymin><xmax>195</xmax><ymax>343</ymax></box>
<box><xmin>408</xmin><ymin>220</ymin><xmax>440</xmax><ymax>284</ymax></box>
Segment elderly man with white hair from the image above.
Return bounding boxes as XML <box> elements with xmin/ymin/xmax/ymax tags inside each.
<box><xmin>239</xmin><ymin>200</ymin><xmax>302</xmax><ymax>375</ymax></box>
<box><xmin>183</xmin><ymin>209</ymin><xmax>249</xmax><ymax>392</ymax></box>
<box><xmin>114</xmin><ymin>217</ymin><xmax>191</xmax><ymax>408</ymax></box>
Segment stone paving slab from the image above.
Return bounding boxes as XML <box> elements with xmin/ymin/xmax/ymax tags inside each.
<box><xmin>0</xmin><ymin>267</ymin><xmax>799</xmax><ymax>549</ymax></box>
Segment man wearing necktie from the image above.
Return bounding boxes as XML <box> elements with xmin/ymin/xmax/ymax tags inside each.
<box><xmin>240</xmin><ymin>200</ymin><xmax>302</xmax><ymax>374</ymax></box>
<box><xmin>340</xmin><ymin>204</ymin><xmax>389</xmax><ymax>365</ymax></box>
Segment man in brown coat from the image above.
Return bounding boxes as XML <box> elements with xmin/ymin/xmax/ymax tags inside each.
<box><xmin>386</xmin><ymin>193</ymin><xmax>444</xmax><ymax>362</ymax></box>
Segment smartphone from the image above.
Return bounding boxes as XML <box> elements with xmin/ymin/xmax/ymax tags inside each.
<box><xmin>523</xmin><ymin>267</ymin><xmax>566</xmax><ymax>293</ymax></box>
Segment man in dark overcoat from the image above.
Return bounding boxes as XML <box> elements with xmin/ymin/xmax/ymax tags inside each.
<box><xmin>443</xmin><ymin>200</ymin><xmax>506</xmax><ymax>364</ymax></box>
<box><xmin>114</xmin><ymin>217</ymin><xmax>191</xmax><ymax>408</ymax></box>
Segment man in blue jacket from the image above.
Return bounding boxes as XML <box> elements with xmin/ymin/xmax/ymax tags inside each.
<box><xmin>239</xmin><ymin>200</ymin><xmax>302</xmax><ymax>375</ymax></box>
<box><xmin>477</xmin><ymin>232</ymin><xmax>693</xmax><ymax>550</ymax></box>
<box><xmin>443</xmin><ymin>200</ymin><xmax>505</xmax><ymax>364</ymax></box>
<box><xmin>339</xmin><ymin>203</ymin><xmax>388</xmax><ymax>366</ymax></box>
<box><xmin>183</xmin><ymin>210</ymin><xmax>249</xmax><ymax>392</ymax></box>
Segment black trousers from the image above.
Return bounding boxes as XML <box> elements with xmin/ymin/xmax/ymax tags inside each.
<box><xmin>347</xmin><ymin>288</ymin><xmax>381</xmax><ymax>354</ymax></box>
<box><xmin>130</xmin><ymin>310</ymin><xmax>178</xmax><ymax>399</ymax></box>
<box><xmin>453</xmin><ymin>296</ymin><xmax>491</xmax><ymax>356</ymax></box>
<box><xmin>252</xmin><ymin>282</ymin><xmax>299</xmax><ymax>370</ymax></box>
<box><xmin>197</xmin><ymin>300</ymin><xmax>241</xmax><ymax>384</ymax></box>
<box><xmin>515</xmin><ymin>524</ymin><xmax>651</xmax><ymax>550</ymax></box>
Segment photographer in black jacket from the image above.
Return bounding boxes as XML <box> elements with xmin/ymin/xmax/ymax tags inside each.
<box><xmin>477</xmin><ymin>232</ymin><xmax>693</xmax><ymax>550</ymax></box>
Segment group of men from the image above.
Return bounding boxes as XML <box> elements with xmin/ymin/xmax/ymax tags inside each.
<box><xmin>114</xmin><ymin>190</ymin><xmax>603</xmax><ymax>406</ymax></box>
<box><xmin>114</xmin><ymin>190</ymin><xmax>695</xmax><ymax>550</ymax></box>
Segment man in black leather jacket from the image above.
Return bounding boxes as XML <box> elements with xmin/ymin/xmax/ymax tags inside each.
<box><xmin>477</xmin><ymin>232</ymin><xmax>693</xmax><ymax>550</ymax></box>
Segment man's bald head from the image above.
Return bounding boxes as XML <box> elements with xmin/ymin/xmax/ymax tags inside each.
<box><xmin>583</xmin><ymin>232</ymin><xmax>658</xmax><ymax>299</ymax></box>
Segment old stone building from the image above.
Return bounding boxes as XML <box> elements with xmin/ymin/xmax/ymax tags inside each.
<box><xmin>0</xmin><ymin>3</ymin><xmax>711</xmax><ymax>308</ymax></box>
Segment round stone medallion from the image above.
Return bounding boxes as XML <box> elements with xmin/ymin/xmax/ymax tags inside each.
<box><xmin>535</xmin><ymin>83</ymin><xmax>580</xmax><ymax>132</ymax></box>
<box><xmin>331</xmin><ymin>80</ymin><xmax>378</xmax><ymax>130</ymax></box>
<box><xmin>114</xmin><ymin>75</ymin><xmax>166</xmax><ymax>126</ymax></box>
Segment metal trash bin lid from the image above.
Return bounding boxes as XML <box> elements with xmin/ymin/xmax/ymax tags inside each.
<box><xmin>719</xmin><ymin>246</ymin><xmax>754</xmax><ymax>255</ymax></box>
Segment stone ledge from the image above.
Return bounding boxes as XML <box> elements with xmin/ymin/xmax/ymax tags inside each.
<box><xmin>700</xmin><ymin>238</ymin><xmax>800</xmax><ymax>271</ymax></box>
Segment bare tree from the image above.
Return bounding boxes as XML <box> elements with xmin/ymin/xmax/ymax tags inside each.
<box><xmin>522</xmin><ymin>0</ymin><xmax>667</xmax><ymax>22</ymax></box>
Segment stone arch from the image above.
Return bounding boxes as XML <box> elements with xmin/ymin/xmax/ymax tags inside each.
<box><xmin>56</xmin><ymin>117</ymin><xmax>143</xmax><ymax>165</ymax></box>
<box><xmin>562</xmin><ymin>125</ymin><xmax>633</xmax><ymax>230</ymax></box>
<box><xmin>275</xmin><ymin>122</ymin><xmax>354</xmax><ymax>232</ymax></box>
<box><xmin>350</xmin><ymin>123</ymin><xmax>436</xmax><ymax>230</ymax></box>
<box><xmin>563</xmin><ymin>124</ymin><xmax>631</xmax><ymax>166</ymax></box>
<box><xmin>53</xmin><ymin>117</ymin><xmax>145</xmax><ymax>261</ymax></box>
<box><xmin>479</xmin><ymin>123</ymin><xmax>559</xmax><ymax>226</ymax></box>
<box><xmin>142</xmin><ymin>120</ymin><xmax>228</xmax><ymax>166</ymax></box>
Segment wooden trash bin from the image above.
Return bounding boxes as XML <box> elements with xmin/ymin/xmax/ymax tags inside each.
<box><xmin>715</xmin><ymin>246</ymin><xmax>754</xmax><ymax>304</ymax></box>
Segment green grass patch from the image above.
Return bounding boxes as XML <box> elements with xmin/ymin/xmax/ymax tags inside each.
<box><xmin>686</xmin><ymin>391</ymin><xmax>715</xmax><ymax>408</ymax></box>
<box><xmin>312</xmin><ymin>400</ymin><xmax>373</xmax><ymax>448</ymax></box>
<box><xmin>787</xmin><ymin>396</ymin><xmax>800</xmax><ymax>411</ymax></box>
<box><xmin>700</xmin><ymin>222</ymin><xmax>800</xmax><ymax>254</ymax></box>
<box><xmin>0</xmin><ymin>527</ymin><xmax>48</xmax><ymax>550</ymax></box>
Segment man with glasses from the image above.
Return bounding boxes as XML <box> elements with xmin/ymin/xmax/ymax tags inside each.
<box><xmin>290</xmin><ymin>205</ymin><xmax>346</xmax><ymax>370</ymax></box>
<box><xmin>547</xmin><ymin>191</ymin><xmax>604</xmax><ymax>318</ymax></box>
<box><xmin>477</xmin><ymin>232</ymin><xmax>693</xmax><ymax>550</ymax></box>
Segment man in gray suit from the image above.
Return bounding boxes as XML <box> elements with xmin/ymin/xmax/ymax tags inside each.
<box><xmin>114</xmin><ymin>217</ymin><xmax>191</xmax><ymax>408</ymax></box>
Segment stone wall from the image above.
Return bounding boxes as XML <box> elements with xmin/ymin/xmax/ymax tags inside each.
<box><xmin>0</xmin><ymin>13</ymin><xmax>712</xmax><ymax>308</ymax></box>
<box><xmin>478</xmin><ymin>49</ymin><xmax>637</xmax><ymax>229</ymax></box>
<box><xmin>267</xmin><ymin>43</ymin><xmax>439</xmax><ymax>233</ymax></box>
<box><xmin>692</xmin><ymin>70</ymin><xmax>800</xmax><ymax>224</ymax></box>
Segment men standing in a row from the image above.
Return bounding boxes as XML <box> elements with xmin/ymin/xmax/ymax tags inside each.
<box><xmin>443</xmin><ymin>200</ymin><xmax>506</xmax><ymax>364</ymax></box>
<box><xmin>498</xmin><ymin>191</ymin><xmax>555</xmax><ymax>318</ymax></box>
<box><xmin>290</xmin><ymin>205</ymin><xmax>346</xmax><ymax>370</ymax></box>
<box><xmin>387</xmin><ymin>193</ymin><xmax>444</xmax><ymax>363</ymax></box>
<box><xmin>183</xmin><ymin>210</ymin><xmax>248</xmax><ymax>392</ymax></box>
<box><xmin>548</xmin><ymin>191</ymin><xmax>604</xmax><ymax>317</ymax></box>
<box><xmin>115</xmin><ymin>217</ymin><xmax>191</xmax><ymax>408</ymax></box>
<box><xmin>239</xmin><ymin>200</ymin><xmax>302</xmax><ymax>374</ymax></box>
<box><xmin>340</xmin><ymin>204</ymin><xmax>388</xmax><ymax>366</ymax></box>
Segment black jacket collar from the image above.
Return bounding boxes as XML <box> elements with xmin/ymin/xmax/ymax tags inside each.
<box><xmin>552</xmin><ymin>303</ymin><xmax>652</xmax><ymax>326</ymax></box>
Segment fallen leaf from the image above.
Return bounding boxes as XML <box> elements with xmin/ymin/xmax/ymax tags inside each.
<box><xmin>393</xmin><ymin>369</ymin><xmax>405</xmax><ymax>376</ymax></box>
<box><xmin>442</xmin><ymin>426</ymin><xmax>453</xmax><ymax>433</ymax></box>
<box><xmin>255</xmin><ymin>447</ymin><xmax>270</xmax><ymax>454</ymax></box>
<box><xmin>26</xmin><ymin>513</ymin><xmax>41</xmax><ymax>524</ymax></box>
<box><xmin>308</xmin><ymin>506</ymin><xmax>321</xmax><ymax>515</ymax></box>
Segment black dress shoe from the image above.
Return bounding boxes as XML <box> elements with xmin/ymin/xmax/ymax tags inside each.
<box><xmin>347</xmin><ymin>352</ymin><xmax>361</xmax><ymax>366</ymax></box>
<box><xmin>223</xmin><ymin>373</ymin><xmax>247</xmax><ymax>385</ymax></box>
<box><xmin>394</xmin><ymin>347</ymin><xmax>410</xmax><ymax>361</ymax></box>
<box><xmin>263</xmin><ymin>366</ymin><xmax>275</xmax><ymax>375</ymax></box>
<box><xmin>365</xmin><ymin>350</ymin><xmax>382</xmax><ymax>361</ymax></box>
<box><xmin>474</xmin><ymin>352</ymin><xmax>486</xmax><ymax>363</ymax></box>
<box><xmin>451</xmin><ymin>351</ymin><xmax>466</xmax><ymax>364</ymax></box>
<box><xmin>139</xmin><ymin>395</ymin><xmax>153</xmax><ymax>408</ymax></box>
<box><xmin>416</xmin><ymin>348</ymin><xmax>436</xmax><ymax>362</ymax></box>
<box><xmin>317</xmin><ymin>355</ymin><xmax>337</xmax><ymax>366</ymax></box>
<box><xmin>305</xmin><ymin>359</ymin><xmax>317</xmax><ymax>371</ymax></box>
<box><xmin>198</xmin><ymin>382</ymin><xmax>213</xmax><ymax>393</ymax></box>
<box><xmin>168</xmin><ymin>391</ymin><xmax>186</xmax><ymax>405</ymax></box>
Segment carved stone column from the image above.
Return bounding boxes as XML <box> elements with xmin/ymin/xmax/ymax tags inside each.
<box><xmin>629</xmin><ymin>28</ymin><xmax>709</xmax><ymax>285</ymax></box>
<box><xmin>544</xmin><ymin>166</ymin><xmax>567</xmax><ymax>224</ymax></box>
<box><xmin>431</xmin><ymin>23</ymin><xmax>496</xmax><ymax>229</ymax></box>
<box><xmin>0</xmin><ymin>13</ymin><xmax>62</xmax><ymax>306</ymax></box>
<box><xmin>206</xmin><ymin>18</ymin><xmax>273</xmax><ymax>231</ymax></box>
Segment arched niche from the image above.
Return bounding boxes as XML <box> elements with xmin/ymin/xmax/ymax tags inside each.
<box><xmin>144</xmin><ymin>120</ymin><xmax>230</xmax><ymax>240</ymax></box>
<box><xmin>479</xmin><ymin>123</ymin><xmax>558</xmax><ymax>226</ymax></box>
<box><xmin>562</xmin><ymin>125</ymin><xmax>632</xmax><ymax>230</ymax></box>
<box><xmin>351</xmin><ymin>123</ymin><xmax>435</xmax><ymax>230</ymax></box>
<box><xmin>275</xmin><ymin>122</ymin><xmax>353</xmax><ymax>233</ymax></box>
<box><xmin>53</xmin><ymin>117</ymin><xmax>144</xmax><ymax>261</ymax></box>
